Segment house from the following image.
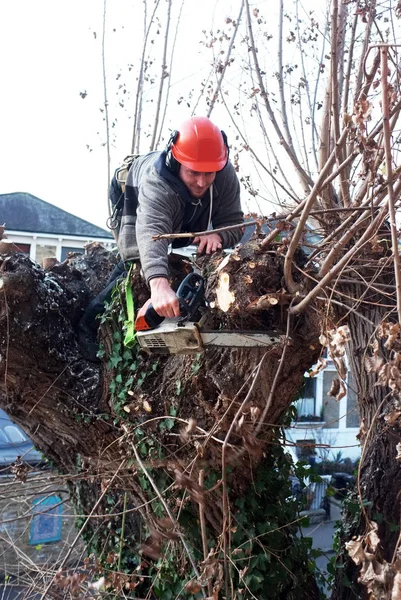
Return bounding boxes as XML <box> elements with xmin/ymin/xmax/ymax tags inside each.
<box><xmin>286</xmin><ymin>358</ymin><xmax>361</xmax><ymax>463</ymax></box>
<box><xmin>0</xmin><ymin>192</ymin><xmax>114</xmax><ymax>264</ymax></box>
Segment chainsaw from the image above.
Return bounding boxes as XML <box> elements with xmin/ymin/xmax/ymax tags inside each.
<box><xmin>134</xmin><ymin>273</ymin><xmax>282</xmax><ymax>355</ymax></box>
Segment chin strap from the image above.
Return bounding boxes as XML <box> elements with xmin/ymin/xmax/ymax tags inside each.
<box><xmin>207</xmin><ymin>185</ymin><xmax>213</xmax><ymax>231</ymax></box>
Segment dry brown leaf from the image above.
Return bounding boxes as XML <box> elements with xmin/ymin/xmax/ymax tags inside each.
<box><xmin>366</xmin><ymin>522</ymin><xmax>380</xmax><ymax>552</ymax></box>
<box><xmin>250</xmin><ymin>406</ymin><xmax>261</xmax><ymax>423</ymax></box>
<box><xmin>336</xmin><ymin>380</ymin><xmax>347</xmax><ymax>402</ymax></box>
<box><xmin>396</xmin><ymin>443</ymin><xmax>401</xmax><ymax>463</ymax></box>
<box><xmin>333</xmin><ymin>356</ymin><xmax>348</xmax><ymax>381</ymax></box>
<box><xmin>309</xmin><ymin>358</ymin><xmax>328</xmax><ymax>378</ymax></box>
<box><xmin>346</xmin><ymin>536</ymin><xmax>366</xmax><ymax>565</ymax></box>
<box><xmin>140</xmin><ymin>540</ymin><xmax>162</xmax><ymax>560</ymax></box>
<box><xmin>357</xmin><ymin>418</ymin><xmax>368</xmax><ymax>442</ymax></box>
<box><xmin>365</xmin><ymin>355</ymin><xmax>385</xmax><ymax>374</ymax></box>
<box><xmin>392</xmin><ymin>572</ymin><xmax>401</xmax><ymax>600</ymax></box>
<box><xmin>327</xmin><ymin>378</ymin><xmax>341</xmax><ymax>398</ymax></box>
<box><xmin>385</xmin><ymin>411</ymin><xmax>401</xmax><ymax>426</ymax></box>
<box><xmin>185</xmin><ymin>580</ymin><xmax>203</xmax><ymax>594</ymax></box>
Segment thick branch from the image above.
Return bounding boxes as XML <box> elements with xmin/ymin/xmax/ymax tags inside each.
<box><xmin>381</xmin><ymin>46</ymin><xmax>401</xmax><ymax>324</ymax></box>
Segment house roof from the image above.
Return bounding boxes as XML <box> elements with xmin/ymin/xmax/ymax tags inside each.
<box><xmin>0</xmin><ymin>192</ymin><xmax>113</xmax><ymax>238</ymax></box>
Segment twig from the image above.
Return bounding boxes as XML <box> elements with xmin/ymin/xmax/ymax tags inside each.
<box><xmin>244</xmin><ymin>0</ymin><xmax>313</xmax><ymax>192</ymax></box>
<box><xmin>39</xmin><ymin>459</ymin><xmax>127</xmax><ymax>600</ymax></box>
<box><xmin>150</xmin><ymin>0</ymin><xmax>172</xmax><ymax>151</ymax></box>
<box><xmin>131</xmin><ymin>0</ymin><xmax>161</xmax><ymax>153</ymax></box>
<box><xmin>207</xmin><ymin>0</ymin><xmax>244</xmax><ymax>118</ymax></box>
<box><xmin>151</xmin><ymin>220</ymin><xmax>258</xmax><ymax>241</ymax></box>
<box><xmin>253</xmin><ymin>309</ymin><xmax>292</xmax><ymax>438</ymax></box>
<box><xmin>282</xmin><ymin>129</ymin><xmax>349</xmax><ymax>292</ymax></box>
<box><xmin>198</xmin><ymin>470</ymin><xmax>213</xmax><ymax>597</ymax></box>
<box><xmin>331</xmin><ymin>0</ymin><xmax>350</xmax><ymax>207</ymax></box>
<box><xmin>289</xmin><ymin>205</ymin><xmax>389</xmax><ymax>315</ymax></box>
<box><xmin>126</xmin><ymin>428</ymin><xmax>205</xmax><ymax>594</ymax></box>
<box><xmin>221</xmin><ymin>351</ymin><xmax>270</xmax><ymax>597</ymax></box>
<box><xmin>260</xmin><ymin>127</ymin><xmax>348</xmax><ymax>253</ymax></box>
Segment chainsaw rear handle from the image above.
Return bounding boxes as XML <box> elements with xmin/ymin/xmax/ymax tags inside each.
<box><xmin>135</xmin><ymin>299</ymin><xmax>165</xmax><ymax>331</ymax></box>
<box><xmin>135</xmin><ymin>273</ymin><xmax>205</xmax><ymax>332</ymax></box>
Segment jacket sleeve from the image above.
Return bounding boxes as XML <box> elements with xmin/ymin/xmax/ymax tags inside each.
<box><xmin>135</xmin><ymin>175</ymin><xmax>182</xmax><ymax>284</ymax></box>
<box><xmin>212</xmin><ymin>162</ymin><xmax>244</xmax><ymax>248</ymax></box>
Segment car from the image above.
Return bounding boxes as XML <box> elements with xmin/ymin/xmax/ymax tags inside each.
<box><xmin>0</xmin><ymin>409</ymin><xmax>43</xmax><ymax>467</ymax></box>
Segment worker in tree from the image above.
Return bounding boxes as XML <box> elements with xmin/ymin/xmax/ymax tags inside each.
<box><xmin>79</xmin><ymin>116</ymin><xmax>244</xmax><ymax>361</ymax></box>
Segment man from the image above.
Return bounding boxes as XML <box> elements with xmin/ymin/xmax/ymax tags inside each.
<box><xmin>79</xmin><ymin>116</ymin><xmax>244</xmax><ymax>360</ymax></box>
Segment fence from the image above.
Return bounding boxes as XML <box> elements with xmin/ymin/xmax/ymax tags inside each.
<box><xmin>307</xmin><ymin>475</ymin><xmax>331</xmax><ymax>518</ymax></box>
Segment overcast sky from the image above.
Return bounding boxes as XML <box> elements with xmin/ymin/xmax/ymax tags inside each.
<box><xmin>0</xmin><ymin>0</ymin><xmax>321</xmax><ymax>231</ymax></box>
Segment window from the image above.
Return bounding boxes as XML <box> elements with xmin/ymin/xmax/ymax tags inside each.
<box><xmin>4</xmin><ymin>425</ymin><xmax>26</xmax><ymax>443</ymax></box>
<box><xmin>61</xmin><ymin>246</ymin><xmax>83</xmax><ymax>261</ymax></box>
<box><xmin>29</xmin><ymin>495</ymin><xmax>63</xmax><ymax>545</ymax></box>
<box><xmin>14</xmin><ymin>243</ymin><xmax>31</xmax><ymax>255</ymax></box>
<box><xmin>295</xmin><ymin>377</ymin><xmax>318</xmax><ymax>420</ymax></box>
<box><xmin>35</xmin><ymin>244</ymin><xmax>57</xmax><ymax>266</ymax></box>
<box><xmin>295</xmin><ymin>439</ymin><xmax>316</xmax><ymax>461</ymax></box>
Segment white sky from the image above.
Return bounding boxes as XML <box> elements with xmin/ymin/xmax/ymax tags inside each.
<box><xmin>0</xmin><ymin>0</ymin><xmax>323</xmax><ymax>231</ymax></box>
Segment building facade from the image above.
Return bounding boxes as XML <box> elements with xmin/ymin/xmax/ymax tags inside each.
<box><xmin>287</xmin><ymin>358</ymin><xmax>361</xmax><ymax>462</ymax></box>
<box><xmin>1</xmin><ymin>192</ymin><xmax>114</xmax><ymax>264</ymax></box>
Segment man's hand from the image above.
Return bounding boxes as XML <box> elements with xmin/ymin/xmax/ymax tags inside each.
<box><xmin>193</xmin><ymin>232</ymin><xmax>222</xmax><ymax>255</ymax></box>
<box><xmin>149</xmin><ymin>277</ymin><xmax>180</xmax><ymax>318</ymax></box>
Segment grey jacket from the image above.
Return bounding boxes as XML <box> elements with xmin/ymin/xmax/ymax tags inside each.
<box><xmin>118</xmin><ymin>151</ymin><xmax>244</xmax><ymax>284</ymax></box>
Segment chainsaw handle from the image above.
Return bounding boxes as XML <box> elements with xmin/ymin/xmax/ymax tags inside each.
<box><xmin>135</xmin><ymin>272</ymin><xmax>205</xmax><ymax>332</ymax></box>
<box><xmin>135</xmin><ymin>299</ymin><xmax>166</xmax><ymax>331</ymax></box>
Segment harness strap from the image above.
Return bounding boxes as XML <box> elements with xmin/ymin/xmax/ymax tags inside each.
<box><xmin>123</xmin><ymin>264</ymin><xmax>136</xmax><ymax>348</ymax></box>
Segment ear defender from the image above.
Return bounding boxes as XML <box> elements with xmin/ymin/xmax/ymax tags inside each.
<box><xmin>165</xmin><ymin>130</ymin><xmax>180</xmax><ymax>174</ymax></box>
<box><xmin>221</xmin><ymin>130</ymin><xmax>229</xmax><ymax>161</ymax></box>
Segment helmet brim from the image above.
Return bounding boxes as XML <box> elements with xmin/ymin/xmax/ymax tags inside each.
<box><xmin>173</xmin><ymin>156</ymin><xmax>227</xmax><ymax>173</ymax></box>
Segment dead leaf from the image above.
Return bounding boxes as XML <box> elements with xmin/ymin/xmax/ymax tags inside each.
<box><xmin>366</xmin><ymin>522</ymin><xmax>380</xmax><ymax>552</ymax></box>
<box><xmin>392</xmin><ymin>572</ymin><xmax>401</xmax><ymax>600</ymax></box>
<box><xmin>365</xmin><ymin>355</ymin><xmax>385</xmax><ymax>374</ymax></box>
<box><xmin>309</xmin><ymin>358</ymin><xmax>328</xmax><ymax>378</ymax></box>
<box><xmin>327</xmin><ymin>378</ymin><xmax>341</xmax><ymax>398</ymax></box>
<box><xmin>346</xmin><ymin>536</ymin><xmax>366</xmax><ymax>565</ymax></box>
<box><xmin>384</xmin><ymin>411</ymin><xmax>401</xmax><ymax>426</ymax></box>
<box><xmin>185</xmin><ymin>580</ymin><xmax>202</xmax><ymax>594</ymax></box>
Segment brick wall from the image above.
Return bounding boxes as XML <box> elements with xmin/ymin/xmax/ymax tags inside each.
<box><xmin>0</xmin><ymin>470</ymin><xmax>85</xmax><ymax>576</ymax></box>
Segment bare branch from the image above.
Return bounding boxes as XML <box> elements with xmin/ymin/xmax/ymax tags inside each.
<box><xmin>380</xmin><ymin>45</ymin><xmax>401</xmax><ymax>324</ymax></box>
<box><xmin>244</xmin><ymin>0</ymin><xmax>313</xmax><ymax>193</ymax></box>
<box><xmin>150</xmin><ymin>0</ymin><xmax>172</xmax><ymax>151</ymax></box>
<box><xmin>207</xmin><ymin>1</ymin><xmax>244</xmax><ymax>118</ymax></box>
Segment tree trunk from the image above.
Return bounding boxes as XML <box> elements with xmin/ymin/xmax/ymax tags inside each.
<box><xmin>330</xmin><ymin>268</ymin><xmax>401</xmax><ymax>600</ymax></box>
<box><xmin>0</xmin><ymin>242</ymin><xmax>323</xmax><ymax>598</ymax></box>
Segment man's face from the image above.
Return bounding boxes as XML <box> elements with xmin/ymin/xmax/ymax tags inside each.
<box><xmin>178</xmin><ymin>165</ymin><xmax>216</xmax><ymax>198</ymax></box>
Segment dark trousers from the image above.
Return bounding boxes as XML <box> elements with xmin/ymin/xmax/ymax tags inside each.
<box><xmin>80</xmin><ymin>260</ymin><xmax>128</xmax><ymax>332</ymax></box>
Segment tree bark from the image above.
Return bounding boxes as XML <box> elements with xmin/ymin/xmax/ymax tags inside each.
<box><xmin>0</xmin><ymin>241</ymin><xmax>322</xmax><ymax>598</ymax></box>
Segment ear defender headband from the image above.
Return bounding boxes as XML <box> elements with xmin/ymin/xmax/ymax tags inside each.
<box><xmin>165</xmin><ymin>130</ymin><xmax>180</xmax><ymax>174</ymax></box>
<box><xmin>165</xmin><ymin>129</ymin><xmax>229</xmax><ymax>174</ymax></box>
<box><xmin>221</xmin><ymin>130</ymin><xmax>229</xmax><ymax>159</ymax></box>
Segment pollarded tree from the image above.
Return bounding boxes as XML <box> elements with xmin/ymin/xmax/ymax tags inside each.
<box><xmin>3</xmin><ymin>0</ymin><xmax>401</xmax><ymax>598</ymax></box>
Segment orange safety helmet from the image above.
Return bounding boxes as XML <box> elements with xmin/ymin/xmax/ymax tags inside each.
<box><xmin>170</xmin><ymin>116</ymin><xmax>228</xmax><ymax>172</ymax></box>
